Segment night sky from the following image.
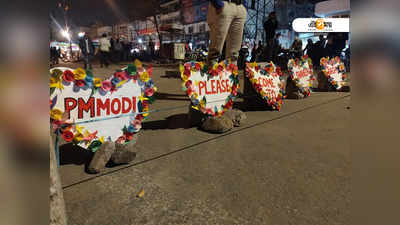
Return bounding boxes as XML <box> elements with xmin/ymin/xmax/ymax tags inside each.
<box><xmin>51</xmin><ymin>0</ymin><xmax>158</xmax><ymax>27</ymax></box>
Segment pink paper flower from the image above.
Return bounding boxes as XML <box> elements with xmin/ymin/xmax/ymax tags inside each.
<box><xmin>145</xmin><ymin>88</ymin><xmax>154</xmax><ymax>97</ymax></box>
<box><xmin>101</xmin><ymin>80</ymin><xmax>112</xmax><ymax>91</ymax></box>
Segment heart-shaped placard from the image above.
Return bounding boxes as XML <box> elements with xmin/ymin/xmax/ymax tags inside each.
<box><xmin>181</xmin><ymin>61</ymin><xmax>239</xmax><ymax>116</ymax></box>
<box><xmin>320</xmin><ymin>56</ymin><xmax>347</xmax><ymax>90</ymax></box>
<box><xmin>287</xmin><ymin>55</ymin><xmax>315</xmax><ymax>96</ymax></box>
<box><xmin>49</xmin><ymin>60</ymin><xmax>156</xmax><ymax>152</ymax></box>
<box><xmin>246</xmin><ymin>62</ymin><xmax>285</xmax><ymax>110</ymax></box>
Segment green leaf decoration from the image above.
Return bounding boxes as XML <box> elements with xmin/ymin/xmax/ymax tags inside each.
<box><xmin>50</xmin><ymin>87</ymin><xmax>55</xmax><ymax>96</ymax></box>
<box><xmin>51</xmin><ymin>69</ymin><xmax>63</xmax><ymax>79</ymax></box>
<box><xmin>127</xmin><ymin>64</ymin><xmax>137</xmax><ymax>75</ymax></box>
<box><xmin>88</xmin><ymin>140</ymin><xmax>102</xmax><ymax>152</ymax></box>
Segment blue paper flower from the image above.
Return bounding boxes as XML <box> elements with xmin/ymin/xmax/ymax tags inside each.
<box><xmin>111</xmin><ymin>77</ymin><xmax>120</xmax><ymax>86</ymax></box>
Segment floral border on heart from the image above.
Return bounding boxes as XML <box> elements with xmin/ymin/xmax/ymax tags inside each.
<box><xmin>287</xmin><ymin>55</ymin><xmax>315</xmax><ymax>97</ymax></box>
<box><xmin>320</xmin><ymin>56</ymin><xmax>347</xmax><ymax>90</ymax></box>
<box><xmin>49</xmin><ymin>60</ymin><xmax>157</xmax><ymax>152</ymax></box>
<box><xmin>246</xmin><ymin>62</ymin><xmax>285</xmax><ymax>110</ymax></box>
<box><xmin>180</xmin><ymin>61</ymin><xmax>239</xmax><ymax>116</ymax></box>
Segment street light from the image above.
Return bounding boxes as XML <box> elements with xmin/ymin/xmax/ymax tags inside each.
<box><xmin>60</xmin><ymin>29</ymin><xmax>71</xmax><ymax>40</ymax></box>
<box><xmin>78</xmin><ymin>32</ymin><xmax>85</xmax><ymax>38</ymax></box>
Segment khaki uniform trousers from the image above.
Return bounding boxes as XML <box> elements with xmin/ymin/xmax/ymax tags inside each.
<box><xmin>207</xmin><ymin>1</ymin><xmax>247</xmax><ymax>65</ymax></box>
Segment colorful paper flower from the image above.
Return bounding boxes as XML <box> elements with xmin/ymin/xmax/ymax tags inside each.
<box><xmin>101</xmin><ymin>80</ymin><xmax>112</xmax><ymax>91</ymax></box>
<box><xmin>73</xmin><ymin>68</ymin><xmax>86</xmax><ymax>80</ymax></box>
<box><xmin>75</xmin><ymin>79</ymin><xmax>86</xmax><ymax>87</ymax></box>
<box><xmin>50</xmin><ymin>108</ymin><xmax>63</xmax><ymax>121</ymax></box>
<box><xmin>61</xmin><ymin>130</ymin><xmax>74</xmax><ymax>142</ymax></box>
<box><xmin>145</xmin><ymin>87</ymin><xmax>154</xmax><ymax>97</ymax></box>
<box><xmin>93</xmin><ymin>78</ymin><xmax>102</xmax><ymax>87</ymax></box>
<box><xmin>62</xmin><ymin>70</ymin><xmax>75</xmax><ymax>82</ymax></box>
<box><xmin>51</xmin><ymin>69</ymin><xmax>63</xmax><ymax>79</ymax></box>
<box><xmin>140</xmin><ymin>71</ymin><xmax>150</xmax><ymax>82</ymax></box>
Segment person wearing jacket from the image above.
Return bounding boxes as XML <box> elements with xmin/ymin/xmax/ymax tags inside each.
<box><xmin>99</xmin><ymin>34</ymin><xmax>111</xmax><ymax>68</ymax></box>
<box><xmin>263</xmin><ymin>11</ymin><xmax>278</xmax><ymax>47</ymax></box>
<box><xmin>78</xmin><ymin>34</ymin><xmax>95</xmax><ymax>70</ymax></box>
<box><xmin>207</xmin><ymin>0</ymin><xmax>247</xmax><ymax>66</ymax></box>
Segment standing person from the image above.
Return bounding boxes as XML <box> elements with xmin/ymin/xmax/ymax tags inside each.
<box><xmin>290</xmin><ymin>36</ymin><xmax>303</xmax><ymax>59</ymax></box>
<box><xmin>78</xmin><ymin>34</ymin><xmax>95</xmax><ymax>70</ymax></box>
<box><xmin>99</xmin><ymin>34</ymin><xmax>111</xmax><ymax>68</ymax></box>
<box><xmin>206</xmin><ymin>0</ymin><xmax>247</xmax><ymax>66</ymax></box>
<box><xmin>148</xmin><ymin>38</ymin><xmax>155</xmax><ymax>59</ymax></box>
<box><xmin>303</xmin><ymin>38</ymin><xmax>314</xmax><ymax>64</ymax></box>
<box><xmin>263</xmin><ymin>11</ymin><xmax>278</xmax><ymax>47</ymax></box>
<box><xmin>114</xmin><ymin>39</ymin><xmax>123</xmax><ymax>63</ymax></box>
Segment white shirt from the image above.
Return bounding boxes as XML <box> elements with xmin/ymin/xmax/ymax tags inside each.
<box><xmin>99</xmin><ymin>37</ymin><xmax>111</xmax><ymax>52</ymax></box>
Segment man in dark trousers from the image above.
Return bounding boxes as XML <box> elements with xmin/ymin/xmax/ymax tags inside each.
<box><xmin>78</xmin><ymin>34</ymin><xmax>95</xmax><ymax>70</ymax></box>
<box><xmin>263</xmin><ymin>11</ymin><xmax>278</xmax><ymax>47</ymax></box>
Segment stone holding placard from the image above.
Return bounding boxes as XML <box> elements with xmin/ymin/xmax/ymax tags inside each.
<box><xmin>244</xmin><ymin>62</ymin><xmax>285</xmax><ymax>110</ymax></box>
<box><xmin>319</xmin><ymin>56</ymin><xmax>349</xmax><ymax>91</ymax></box>
<box><xmin>50</xmin><ymin>60</ymin><xmax>156</xmax><ymax>172</ymax></box>
<box><xmin>181</xmin><ymin>61</ymin><xmax>243</xmax><ymax>133</ymax></box>
<box><xmin>286</xmin><ymin>55</ymin><xmax>315</xmax><ymax>99</ymax></box>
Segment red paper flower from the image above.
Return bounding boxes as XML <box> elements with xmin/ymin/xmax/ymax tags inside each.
<box><xmin>125</xmin><ymin>132</ymin><xmax>134</xmax><ymax>141</ymax></box>
<box><xmin>142</xmin><ymin>100</ymin><xmax>149</xmax><ymax>108</ymax></box>
<box><xmin>62</xmin><ymin>70</ymin><xmax>75</xmax><ymax>82</ymax></box>
<box><xmin>75</xmin><ymin>79</ymin><xmax>86</xmax><ymax>87</ymax></box>
<box><xmin>147</xmin><ymin>66</ymin><xmax>153</xmax><ymax>77</ymax></box>
<box><xmin>185</xmin><ymin>80</ymin><xmax>193</xmax><ymax>88</ymax></box>
<box><xmin>136</xmin><ymin>114</ymin><xmax>144</xmax><ymax>121</ymax></box>
<box><xmin>101</xmin><ymin>80</ymin><xmax>112</xmax><ymax>91</ymax></box>
<box><xmin>114</xmin><ymin>71</ymin><xmax>129</xmax><ymax>80</ymax></box>
<box><xmin>116</xmin><ymin>136</ymin><xmax>126</xmax><ymax>144</ymax></box>
<box><xmin>61</xmin><ymin>130</ymin><xmax>74</xmax><ymax>142</ymax></box>
<box><xmin>195</xmin><ymin>63</ymin><xmax>201</xmax><ymax>71</ymax></box>
<box><xmin>145</xmin><ymin>88</ymin><xmax>154</xmax><ymax>97</ymax></box>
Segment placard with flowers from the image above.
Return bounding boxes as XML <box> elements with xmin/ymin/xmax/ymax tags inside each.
<box><xmin>49</xmin><ymin>60</ymin><xmax>157</xmax><ymax>152</ymax></box>
<box><xmin>245</xmin><ymin>62</ymin><xmax>285</xmax><ymax>110</ymax></box>
<box><xmin>180</xmin><ymin>60</ymin><xmax>239</xmax><ymax>117</ymax></box>
<box><xmin>320</xmin><ymin>56</ymin><xmax>348</xmax><ymax>90</ymax></box>
<box><xmin>287</xmin><ymin>55</ymin><xmax>315</xmax><ymax>97</ymax></box>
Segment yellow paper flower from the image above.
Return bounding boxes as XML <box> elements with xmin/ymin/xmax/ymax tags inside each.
<box><xmin>50</xmin><ymin>77</ymin><xmax>64</xmax><ymax>90</ymax></box>
<box><xmin>181</xmin><ymin>74</ymin><xmax>188</xmax><ymax>82</ymax></box>
<box><xmin>233</xmin><ymin>70</ymin><xmax>238</xmax><ymax>76</ymax></box>
<box><xmin>74</xmin><ymin>133</ymin><xmax>84</xmax><ymax>142</ymax></box>
<box><xmin>140</xmin><ymin>72</ymin><xmax>150</xmax><ymax>82</ymax></box>
<box><xmin>50</xmin><ymin>108</ymin><xmax>63</xmax><ymax>120</ymax></box>
<box><xmin>135</xmin><ymin>59</ymin><xmax>142</xmax><ymax>68</ymax></box>
<box><xmin>73</xmin><ymin>68</ymin><xmax>86</xmax><ymax>80</ymax></box>
<box><xmin>93</xmin><ymin>78</ymin><xmax>102</xmax><ymax>87</ymax></box>
<box><xmin>339</xmin><ymin>64</ymin><xmax>345</xmax><ymax>71</ymax></box>
<box><xmin>75</xmin><ymin>125</ymin><xmax>84</xmax><ymax>134</ymax></box>
<box><xmin>99</xmin><ymin>136</ymin><xmax>105</xmax><ymax>143</ymax></box>
<box><xmin>153</xmin><ymin>86</ymin><xmax>158</xmax><ymax>92</ymax></box>
<box><xmin>179</xmin><ymin>64</ymin><xmax>184</xmax><ymax>73</ymax></box>
<box><xmin>191</xmin><ymin>105</ymin><xmax>199</xmax><ymax>110</ymax></box>
<box><xmin>139</xmin><ymin>94</ymin><xmax>149</xmax><ymax>102</ymax></box>
<box><xmin>193</xmin><ymin>92</ymin><xmax>198</xmax><ymax>99</ymax></box>
<box><xmin>117</xmin><ymin>79</ymin><xmax>128</xmax><ymax>87</ymax></box>
<box><xmin>199</xmin><ymin>100</ymin><xmax>206</xmax><ymax>108</ymax></box>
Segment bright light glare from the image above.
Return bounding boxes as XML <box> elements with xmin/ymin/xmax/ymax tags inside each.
<box><xmin>138</xmin><ymin>38</ymin><xmax>143</xmax><ymax>43</ymax></box>
<box><xmin>78</xmin><ymin>32</ymin><xmax>85</xmax><ymax>37</ymax></box>
<box><xmin>60</xmin><ymin>29</ymin><xmax>70</xmax><ymax>40</ymax></box>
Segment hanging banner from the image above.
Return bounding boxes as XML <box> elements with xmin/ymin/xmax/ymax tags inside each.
<box><xmin>49</xmin><ymin>60</ymin><xmax>157</xmax><ymax>151</ymax></box>
<box><xmin>181</xmin><ymin>61</ymin><xmax>239</xmax><ymax>116</ymax></box>
<box><xmin>246</xmin><ymin>62</ymin><xmax>285</xmax><ymax>110</ymax></box>
<box><xmin>320</xmin><ymin>56</ymin><xmax>347</xmax><ymax>90</ymax></box>
<box><xmin>287</xmin><ymin>55</ymin><xmax>315</xmax><ymax>97</ymax></box>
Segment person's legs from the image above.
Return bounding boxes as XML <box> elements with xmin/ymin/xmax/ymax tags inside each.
<box><xmin>88</xmin><ymin>55</ymin><xmax>93</xmax><ymax>70</ymax></box>
<box><xmin>83</xmin><ymin>54</ymin><xmax>88</xmax><ymax>69</ymax></box>
<box><xmin>100</xmin><ymin>51</ymin><xmax>105</xmax><ymax>67</ymax></box>
<box><xmin>207</xmin><ymin>2</ymin><xmax>233</xmax><ymax>66</ymax></box>
<box><xmin>225</xmin><ymin>3</ymin><xmax>247</xmax><ymax>64</ymax></box>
